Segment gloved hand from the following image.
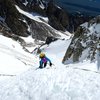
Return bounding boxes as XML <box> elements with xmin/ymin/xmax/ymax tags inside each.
<box><xmin>50</xmin><ymin>62</ymin><xmax>52</xmax><ymax>66</ymax></box>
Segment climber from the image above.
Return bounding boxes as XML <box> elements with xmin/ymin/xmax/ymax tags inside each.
<box><xmin>39</xmin><ymin>53</ymin><xmax>52</xmax><ymax>68</ymax></box>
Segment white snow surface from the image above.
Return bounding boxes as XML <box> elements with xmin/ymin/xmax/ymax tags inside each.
<box><xmin>15</xmin><ymin>5</ymin><xmax>47</xmax><ymax>23</ymax></box>
<box><xmin>0</xmin><ymin>33</ymin><xmax>100</xmax><ymax>100</ymax></box>
<box><xmin>0</xmin><ymin>35</ymin><xmax>37</xmax><ymax>76</ymax></box>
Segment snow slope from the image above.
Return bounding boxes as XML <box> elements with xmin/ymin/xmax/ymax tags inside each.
<box><xmin>0</xmin><ymin>35</ymin><xmax>38</xmax><ymax>76</ymax></box>
<box><xmin>0</xmin><ymin>33</ymin><xmax>100</xmax><ymax>100</ymax></box>
<box><xmin>1</xmin><ymin>65</ymin><xmax>100</xmax><ymax>100</ymax></box>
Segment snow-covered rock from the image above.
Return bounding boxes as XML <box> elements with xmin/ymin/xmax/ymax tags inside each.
<box><xmin>63</xmin><ymin>16</ymin><xmax>100</xmax><ymax>65</ymax></box>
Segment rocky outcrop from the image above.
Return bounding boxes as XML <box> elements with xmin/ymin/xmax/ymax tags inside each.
<box><xmin>0</xmin><ymin>0</ymin><xmax>29</xmax><ymax>37</ymax></box>
<box><xmin>25</xmin><ymin>16</ymin><xmax>59</xmax><ymax>41</ymax></box>
<box><xmin>16</xmin><ymin>0</ymin><xmax>69</xmax><ymax>31</ymax></box>
<box><xmin>0</xmin><ymin>0</ymin><xmax>61</xmax><ymax>41</ymax></box>
<box><xmin>0</xmin><ymin>17</ymin><xmax>27</xmax><ymax>47</ymax></box>
<box><xmin>68</xmin><ymin>13</ymin><xmax>93</xmax><ymax>32</ymax></box>
<box><xmin>62</xmin><ymin>16</ymin><xmax>100</xmax><ymax>64</ymax></box>
<box><xmin>46</xmin><ymin>0</ymin><xmax>69</xmax><ymax>31</ymax></box>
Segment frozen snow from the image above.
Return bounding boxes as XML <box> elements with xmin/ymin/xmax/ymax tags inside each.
<box><xmin>0</xmin><ymin>35</ymin><xmax>37</xmax><ymax>76</ymax></box>
<box><xmin>0</xmin><ymin>33</ymin><xmax>100</xmax><ymax>100</ymax></box>
<box><xmin>16</xmin><ymin>5</ymin><xmax>43</xmax><ymax>23</ymax></box>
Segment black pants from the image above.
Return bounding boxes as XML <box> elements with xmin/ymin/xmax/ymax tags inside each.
<box><xmin>39</xmin><ymin>62</ymin><xmax>47</xmax><ymax>68</ymax></box>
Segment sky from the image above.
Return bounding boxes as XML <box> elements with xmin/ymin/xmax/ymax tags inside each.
<box><xmin>0</xmin><ymin>5</ymin><xmax>100</xmax><ymax>100</ymax></box>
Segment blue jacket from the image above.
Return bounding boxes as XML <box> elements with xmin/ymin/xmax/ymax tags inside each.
<box><xmin>40</xmin><ymin>56</ymin><xmax>51</xmax><ymax>66</ymax></box>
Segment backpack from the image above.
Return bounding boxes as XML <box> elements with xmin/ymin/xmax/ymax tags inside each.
<box><xmin>42</xmin><ymin>57</ymin><xmax>47</xmax><ymax>63</ymax></box>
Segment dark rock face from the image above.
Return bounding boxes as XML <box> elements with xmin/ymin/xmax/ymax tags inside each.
<box><xmin>0</xmin><ymin>0</ymin><xmax>61</xmax><ymax>41</ymax></box>
<box><xmin>29</xmin><ymin>18</ymin><xmax>59</xmax><ymax>41</ymax></box>
<box><xmin>62</xmin><ymin>16</ymin><xmax>100</xmax><ymax>64</ymax></box>
<box><xmin>62</xmin><ymin>26</ymin><xmax>85</xmax><ymax>63</ymax></box>
<box><xmin>26</xmin><ymin>0</ymin><xmax>46</xmax><ymax>16</ymax></box>
<box><xmin>68</xmin><ymin>13</ymin><xmax>93</xmax><ymax>32</ymax></box>
<box><xmin>45</xmin><ymin>36</ymin><xmax>58</xmax><ymax>45</ymax></box>
<box><xmin>46</xmin><ymin>1</ymin><xmax>69</xmax><ymax>31</ymax></box>
<box><xmin>0</xmin><ymin>16</ymin><xmax>12</xmax><ymax>37</ymax></box>
<box><xmin>0</xmin><ymin>0</ymin><xmax>29</xmax><ymax>37</ymax></box>
<box><xmin>18</xmin><ymin>0</ymin><xmax>69</xmax><ymax>31</ymax></box>
<box><xmin>0</xmin><ymin>0</ymin><xmax>94</xmax><ymax>42</ymax></box>
<box><xmin>0</xmin><ymin>16</ymin><xmax>27</xmax><ymax>47</ymax></box>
